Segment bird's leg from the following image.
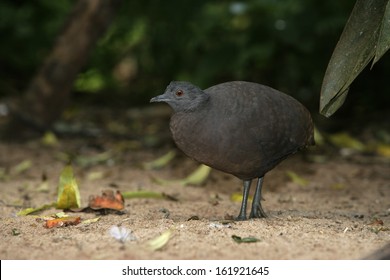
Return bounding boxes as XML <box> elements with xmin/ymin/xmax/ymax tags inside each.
<box><xmin>236</xmin><ymin>179</ymin><xmax>252</xmax><ymax>221</ymax></box>
<box><xmin>249</xmin><ymin>176</ymin><xmax>267</xmax><ymax>218</ymax></box>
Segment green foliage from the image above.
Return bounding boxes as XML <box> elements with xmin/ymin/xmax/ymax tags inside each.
<box><xmin>320</xmin><ymin>0</ymin><xmax>390</xmax><ymax>117</ymax></box>
<box><xmin>1</xmin><ymin>0</ymin><xmax>389</xmax><ymax>116</ymax></box>
<box><xmin>0</xmin><ymin>0</ymin><xmax>72</xmax><ymax>94</ymax></box>
<box><xmin>84</xmin><ymin>0</ymin><xmax>358</xmax><ymax>108</ymax></box>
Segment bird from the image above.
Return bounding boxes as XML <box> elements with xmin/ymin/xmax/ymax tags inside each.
<box><xmin>150</xmin><ymin>81</ymin><xmax>314</xmax><ymax>220</ymax></box>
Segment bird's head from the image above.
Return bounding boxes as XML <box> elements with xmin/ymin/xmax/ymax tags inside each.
<box><xmin>150</xmin><ymin>81</ymin><xmax>209</xmax><ymax>112</ymax></box>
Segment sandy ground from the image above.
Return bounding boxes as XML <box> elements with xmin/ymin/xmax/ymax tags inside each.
<box><xmin>0</xmin><ymin>140</ymin><xmax>389</xmax><ymax>260</ymax></box>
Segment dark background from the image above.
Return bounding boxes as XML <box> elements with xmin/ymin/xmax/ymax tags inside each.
<box><xmin>0</xmin><ymin>0</ymin><xmax>389</xmax><ymax>134</ymax></box>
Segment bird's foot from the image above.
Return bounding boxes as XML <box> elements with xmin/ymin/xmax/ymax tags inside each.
<box><xmin>235</xmin><ymin>214</ymin><xmax>247</xmax><ymax>221</ymax></box>
<box><xmin>249</xmin><ymin>205</ymin><xmax>267</xmax><ymax>219</ymax></box>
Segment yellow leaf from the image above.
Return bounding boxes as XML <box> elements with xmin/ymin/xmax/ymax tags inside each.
<box><xmin>56</xmin><ymin>165</ymin><xmax>81</xmax><ymax>209</ymax></box>
<box><xmin>376</xmin><ymin>144</ymin><xmax>390</xmax><ymax>158</ymax></box>
<box><xmin>328</xmin><ymin>132</ymin><xmax>366</xmax><ymax>151</ymax></box>
<box><xmin>147</xmin><ymin>229</ymin><xmax>172</xmax><ymax>251</ymax></box>
<box><xmin>230</xmin><ymin>192</ymin><xmax>252</xmax><ymax>203</ymax></box>
<box><xmin>81</xmin><ymin>217</ymin><xmax>101</xmax><ymax>224</ymax></box>
<box><xmin>54</xmin><ymin>212</ymin><xmax>68</xmax><ymax>218</ymax></box>
<box><xmin>314</xmin><ymin>126</ymin><xmax>325</xmax><ymax>146</ymax></box>
<box><xmin>142</xmin><ymin>150</ymin><xmax>176</xmax><ymax>170</ymax></box>
<box><xmin>182</xmin><ymin>164</ymin><xmax>211</xmax><ymax>186</ymax></box>
<box><xmin>41</xmin><ymin>131</ymin><xmax>58</xmax><ymax>146</ymax></box>
<box><xmin>86</xmin><ymin>171</ymin><xmax>105</xmax><ymax>181</ymax></box>
<box><xmin>286</xmin><ymin>171</ymin><xmax>309</xmax><ymax>187</ymax></box>
<box><xmin>153</xmin><ymin>164</ymin><xmax>211</xmax><ymax>187</ymax></box>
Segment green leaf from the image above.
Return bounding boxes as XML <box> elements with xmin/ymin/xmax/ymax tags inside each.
<box><xmin>320</xmin><ymin>0</ymin><xmax>390</xmax><ymax>117</ymax></box>
<box><xmin>16</xmin><ymin>202</ymin><xmax>56</xmax><ymax>216</ymax></box>
<box><xmin>328</xmin><ymin>132</ymin><xmax>366</xmax><ymax>151</ymax></box>
<box><xmin>56</xmin><ymin>165</ymin><xmax>81</xmax><ymax>209</ymax></box>
<box><xmin>373</xmin><ymin>1</ymin><xmax>390</xmax><ymax>64</ymax></box>
<box><xmin>12</xmin><ymin>160</ymin><xmax>32</xmax><ymax>175</ymax></box>
<box><xmin>313</xmin><ymin>126</ymin><xmax>325</xmax><ymax>146</ymax></box>
<box><xmin>142</xmin><ymin>150</ymin><xmax>176</xmax><ymax>170</ymax></box>
<box><xmin>122</xmin><ymin>191</ymin><xmax>177</xmax><ymax>201</ymax></box>
<box><xmin>81</xmin><ymin>217</ymin><xmax>101</xmax><ymax>224</ymax></box>
<box><xmin>75</xmin><ymin>151</ymin><xmax>113</xmax><ymax>167</ymax></box>
<box><xmin>231</xmin><ymin>235</ymin><xmax>260</xmax><ymax>243</ymax></box>
<box><xmin>11</xmin><ymin>228</ymin><xmax>21</xmax><ymax>236</ymax></box>
<box><xmin>0</xmin><ymin>167</ymin><xmax>8</xmax><ymax>180</ymax></box>
<box><xmin>286</xmin><ymin>171</ymin><xmax>309</xmax><ymax>187</ymax></box>
<box><xmin>41</xmin><ymin>131</ymin><xmax>59</xmax><ymax>146</ymax></box>
<box><xmin>153</xmin><ymin>164</ymin><xmax>211</xmax><ymax>186</ymax></box>
<box><xmin>182</xmin><ymin>164</ymin><xmax>212</xmax><ymax>185</ymax></box>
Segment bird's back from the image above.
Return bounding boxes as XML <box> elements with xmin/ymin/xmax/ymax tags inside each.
<box><xmin>170</xmin><ymin>81</ymin><xmax>314</xmax><ymax>180</ymax></box>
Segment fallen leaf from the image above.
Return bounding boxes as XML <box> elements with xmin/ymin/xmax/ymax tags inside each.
<box><xmin>330</xmin><ymin>183</ymin><xmax>346</xmax><ymax>190</ymax></box>
<box><xmin>286</xmin><ymin>171</ymin><xmax>309</xmax><ymax>187</ymax></box>
<box><xmin>121</xmin><ymin>190</ymin><xmax>177</xmax><ymax>201</ymax></box>
<box><xmin>0</xmin><ymin>167</ymin><xmax>8</xmax><ymax>180</ymax></box>
<box><xmin>17</xmin><ymin>203</ymin><xmax>56</xmax><ymax>216</ymax></box>
<box><xmin>53</xmin><ymin>212</ymin><xmax>68</xmax><ymax>218</ymax></box>
<box><xmin>11</xmin><ymin>228</ymin><xmax>21</xmax><ymax>236</ymax></box>
<box><xmin>41</xmin><ymin>131</ymin><xmax>59</xmax><ymax>146</ymax></box>
<box><xmin>11</xmin><ymin>160</ymin><xmax>32</xmax><ymax>175</ymax></box>
<box><xmin>86</xmin><ymin>171</ymin><xmax>105</xmax><ymax>181</ymax></box>
<box><xmin>75</xmin><ymin>151</ymin><xmax>113</xmax><ymax>167</ymax></box>
<box><xmin>114</xmin><ymin>140</ymin><xmax>142</xmax><ymax>151</ymax></box>
<box><xmin>57</xmin><ymin>165</ymin><xmax>81</xmax><ymax>209</ymax></box>
<box><xmin>182</xmin><ymin>164</ymin><xmax>212</xmax><ymax>185</ymax></box>
<box><xmin>153</xmin><ymin>164</ymin><xmax>211</xmax><ymax>186</ymax></box>
<box><xmin>230</xmin><ymin>192</ymin><xmax>253</xmax><ymax>203</ymax></box>
<box><xmin>328</xmin><ymin>132</ymin><xmax>366</xmax><ymax>151</ymax></box>
<box><xmin>368</xmin><ymin>218</ymin><xmax>384</xmax><ymax>226</ymax></box>
<box><xmin>88</xmin><ymin>190</ymin><xmax>124</xmax><ymax>210</ymax></box>
<box><xmin>306</xmin><ymin>154</ymin><xmax>329</xmax><ymax>164</ymax></box>
<box><xmin>231</xmin><ymin>235</ymin><xmax>261</xmax><ymax>243</ymax></box>
<box><xmin>367</xmin><ymin>218</ymin><xmax>388</xmax><ymax>234</ymax></box>
<box><xmin>81</xmin><ymin>217</ymin><xmax>101</xmax><ymax>224</ymax></box>
<box><xmin>314</xmin><ymin>126</ymin><xmax>325</xmax><ymax>146</ymax></box>
<box><xmin>147</xmin><ymin>229</ymin><xmax>172</xmax><ymax>251</ymax></box>
<box><xmin>106</xmin><ymin>121</ymin><xmax>130</xmax><ymax>135</ymax></box>
<box><xmin>142</xmin><ymin>150</ymin><xmax>176</xmax><ymax>170</ymax></box>
<box><xmin>376</xmin><ymin>144</ymin><xmax>390</xmax><ymax>158</ymax></box>
<box><xmin>45</xmin><ymin>216</ymin><xmax>81</xmax><ymax>228</ymax></box>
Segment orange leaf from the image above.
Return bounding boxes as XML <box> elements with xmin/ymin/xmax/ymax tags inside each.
<box><xmin>45</xmin><ymin>216</ymin><xmax>81</xmax><ymax>228</ymax></box>
<box><xmin>88</xmin><ymin>190</ymin><xmax>125</xmax><ymax>211</ymax></box>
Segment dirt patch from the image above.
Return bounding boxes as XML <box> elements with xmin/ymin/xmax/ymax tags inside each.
<box><xmin>0</xmin><ymin>141</ymin><xmax>389</xmax><ymax>259</ymax></box>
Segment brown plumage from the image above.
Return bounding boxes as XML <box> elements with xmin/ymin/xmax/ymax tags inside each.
<box><xmin>151</xmin><ymin>81</ymin><xmax>314</xmax><ymax>220</ymax></box>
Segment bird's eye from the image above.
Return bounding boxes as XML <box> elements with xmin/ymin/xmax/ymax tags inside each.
<box><xmin>175</xmin><ymin>90</ymin><xmax>184</xmax><ymax>97</ymax></box>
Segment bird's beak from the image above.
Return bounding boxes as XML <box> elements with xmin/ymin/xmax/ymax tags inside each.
<box><xmin>150</xmin><ymin>93</ymin><xmax>169</xmax><ymax>103</ymax></box>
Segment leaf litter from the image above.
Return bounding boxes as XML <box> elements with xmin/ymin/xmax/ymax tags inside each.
<box><xmin>153</xmin><ymin>164</ymin><xmax>211</xmax><ymax>186</ymax></box>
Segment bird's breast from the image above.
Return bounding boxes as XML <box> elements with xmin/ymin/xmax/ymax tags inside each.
<box><xmin>170</xmin><ymin>111</ymin><xmax>264</xmax><ymax>179</ymax></box>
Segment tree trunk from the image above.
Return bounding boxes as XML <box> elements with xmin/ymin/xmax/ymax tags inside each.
<box><xmin>11</xmin><ymin>0</ymin><xmax>122</xmax><ymax>130</ymax></box>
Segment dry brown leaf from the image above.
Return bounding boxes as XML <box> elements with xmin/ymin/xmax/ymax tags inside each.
<box><xmin>88</xmin><ymin>190</ymin><xmax>125</xmax><ymax>210</ymax></box>
<box><xmin>45</xmin><ymin>216</ymin><xmax>81</xmax><ymax>228</ymax></box>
